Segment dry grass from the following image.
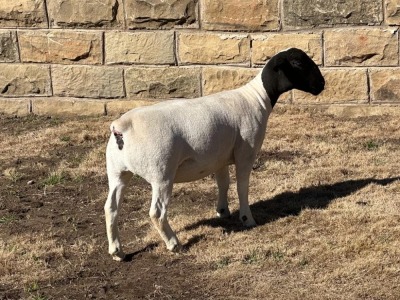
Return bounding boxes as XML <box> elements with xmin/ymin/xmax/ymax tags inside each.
<box><xmin>1</xmin><ymin>105</ymin><xmax>400</xmax><ymax>299</ymax></box>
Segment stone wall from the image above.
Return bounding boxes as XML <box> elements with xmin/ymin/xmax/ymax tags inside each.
<box><xmin>1</xmin><ymin>0</ymin><xmax>400</xmax><ymax>116</ymax></box>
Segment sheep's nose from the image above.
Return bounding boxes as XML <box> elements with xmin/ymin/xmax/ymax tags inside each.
<box><xmin>311</xmin><ymin>79</ymin><xmax>325</xmax><ymax>95</ymax></box>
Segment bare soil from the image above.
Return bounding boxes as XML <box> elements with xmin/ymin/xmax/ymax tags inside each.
<box><xmin>1</xmin><ymin>106</ymin><xmax>400</xmax><ymax>300</ymax></box>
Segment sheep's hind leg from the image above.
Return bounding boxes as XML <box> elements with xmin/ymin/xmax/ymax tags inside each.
<box><xmin>104</xmin><ymin>171</ymin><xmax>132</xmax><ymax>261</ymax></box>
<box><xmin>215</xmin><ymin>166</ymin><xmax>231</xmax><ymax>218</ymax></box>
<box><xmin>149</xmin><ymin>181</ymin><xmax>180</xmax><ymax>252</ymax></box>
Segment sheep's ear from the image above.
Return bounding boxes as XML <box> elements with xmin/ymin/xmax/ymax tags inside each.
<box><xmin>284</xmin><ymin>48</ymin><xmax>306</xmax><ymax>70</ymax></box>
<box><xmin>273</xmin><ymin>55</ymin><xmax>289</xmax><ymax>72</ymax></box>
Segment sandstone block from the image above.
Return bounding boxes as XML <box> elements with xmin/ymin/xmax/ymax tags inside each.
<box><xmin>126</xmin><ymin>0</ymin><xmax>198</xmax><ymax>29</ymax></box>
<box><xmin>105</xmin><ymin>31</ymin><xmax>175</xmax><ymax>65</ymax></box>
<box><xmin>252</xmin><ymin>33</ymin><xmax>322</xmax><ymax>65</ymax></box>
<box><xmin>32</xmin><ymin>98</ymin><xmax>106</xmax><ymax>116</ymax></box>
<box><xmin>325</xmin><ymin>28</ymin><xmax>398</xmax><ymax>67</ymax></box>
<box><xmin>202</xmin><ymin>66</ymin><xmax>292</xmax><ymax>102</ymax></box>
<box><xmin>202</xmin><ymin>67</ymin><xmax>260</xmax><ymax>95</ymax></box>
<box><xmin>0</xmin><ymin>30</ymin><xmax>18</xmax><ymax>62</ymax></box>
<box><xmin>294</xmin><ymin>69</ymin><xmax>368</xmax><ymax>103</ymax></box>
<box><xmin>125</xmin><ymin>67</ymin><xmax>201</xmax><ymax>99</ymax></box>
<box><xmin>202</xmin><ymin>0</ymin><xmax>279</xmax><ymax>31</ymax></box>
<box><xmin>385</xmin><ymin>0</ymin><xmax>400</xmax><ymax>24</ymax></box>
<box><xmin>283</xmin><ymin>0</ymin><xmax>383</xmax><ymax>28</ymax></box>
<box><xmin>19</xmin><ymin>30</ymin><xmax>102</xmax><ymax>64</ymax></box>
<box><xmin>0</xmin><ymin>64</ymin><xmax>51</xmax><ymax>97</ymax></box>
<box><xmin>369</xmin><ymin>69</ymin><xmax>400</xmax><ymax>102</ymax></box>
<box><xmin>106</xmin><ymin>100</ymin><xmax>156</xmax><ymax>116</ymax></box>
<box><xmin>47</xmin><ymin>0</ymin><xmax>123</xmax><ymax>28</ymax></box>
<box><xmin>0</xmin><ymin>99</ymin><xmax>30</xmax><ymax>116</ymax></box>
<box><xmin>52</xmin><ymin>65</ymin><xmax>124</xmax><ymax>99</ymax></box>
<box><xmin>178</xmin><ymin>32</ymin><xmax>250</xmax><ymax>65</ymax></box>
<box><xmin>0</xmin><ymin>0</ymin><xmax>47</xmax><ymax>28</ymax></box>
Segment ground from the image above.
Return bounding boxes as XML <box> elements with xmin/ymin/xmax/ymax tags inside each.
<box><xmin>1</xmin><ymin>105</ymin><xmax>400</xmax><ymax>300</ymax></box>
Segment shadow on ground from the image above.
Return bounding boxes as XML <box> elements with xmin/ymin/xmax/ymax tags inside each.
<box><xmin>184</xmin><ymin>177</ymin><xmax>400</xmax><ymax>234</ymax></box>
<box><xmin>124</xmin><ymin>243</ymin><xmax>159</xmax><ymax>262</ymax></box>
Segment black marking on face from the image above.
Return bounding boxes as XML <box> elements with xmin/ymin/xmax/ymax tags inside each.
<box><xmin>261</xmin><ymin>48</ymin><xmax>325</xmax><ymax>108</ymax></box>
<box><xmin>242</xmin><ymin>215</ymin><xmax>248</xmax><ymax>222</ymax></box>
<box><xmin>219</xmin><ymin>209</ymin><xmax>225</xmax><ymax>214</ymax></box>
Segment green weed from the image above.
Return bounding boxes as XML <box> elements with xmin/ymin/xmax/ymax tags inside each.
<box><xmin>26</xmin><ymin>281</ymin><xmax>39</xmax><ymax>293</ymax></box>
<box><xmin>215</xmin><ymin>256</ymin><xmax>231</xmax><ymax>269</ymax></box>
<box><xmin>59</xmin><ymin>136</ymin><xmax>71</xmax><ymax>142</ymax></box>
<box><xmin>243</xmin><ymin>249</ymin><xmax>264</xmax><ymax>265</ymax></box>
<box><xmin>42</xmin><ymin>171</ymin><xmax>65</xmax><ymax>186</ymax></box>
<box><xmin>25</xmin><ymin>282</ymin><xmax>48</xmax><ymax>300</ymax></box>
<box><xmin>0</xmin><ymin>214</ymin><xmax>17</xmax><ymax>224</ymax></box>
<box><xmin>269</xmin><ymin>248</ymin><xmax>285</xmax><ymax>261</ymax></box>
<box><xmin>365</xmin><ymin>140</ymin><xmax>379</xmax><ymax>151</ymax></box>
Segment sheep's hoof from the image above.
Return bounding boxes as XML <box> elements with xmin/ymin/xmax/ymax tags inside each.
<box><xmin>167</xmin><ymin>238</ymin><xmax>181</xmax><ymax>253</ymax></box>
<box><xmin>216</xmin><ymin>208</ymin><xmax>231</xmax><ymax>219</ymax></box>
<box><xmin>112</xmin><ymin>253</ymin><xmax>126</xmax><ymax>262</ymax></box>
<box><xmin>110</xmin><ymin>248</ymin><xmax>126</xmax><ymax>262</ymax></box>
<box><xmin>241</xmin><ymin>215</ymin><xmax>257</xmax><ymax>228</ymax></box>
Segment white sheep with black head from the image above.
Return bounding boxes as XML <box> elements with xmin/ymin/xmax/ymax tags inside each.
<box><xmin>105</xmin><ymin>48</ymin><xmax>325</xmax><ymax>261</ymax></box>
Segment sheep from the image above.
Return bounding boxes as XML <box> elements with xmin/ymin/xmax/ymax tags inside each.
<box><xmin>104</xmin><ymin>48</ymin><xmax>325</xmax><ymax>261</ymax></box>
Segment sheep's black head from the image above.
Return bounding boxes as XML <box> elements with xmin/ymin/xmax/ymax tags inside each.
<box><xmin>262</xmin><ymin>48</ymin><xmax>325</xmax><ymax>107</ymax></box>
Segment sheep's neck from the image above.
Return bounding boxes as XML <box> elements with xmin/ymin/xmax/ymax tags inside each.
<box><xmin>240</xmin><ymin>72</ymin><xmax>271</xmax><ymax>111</ymax></box>
<box><xmin>261</xmin><ymin>60</ymin><xmax>292</xmax><ymax>108</ymax></box>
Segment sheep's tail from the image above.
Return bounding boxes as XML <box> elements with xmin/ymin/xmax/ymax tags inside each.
<box><xmin>110</xmin><ymin>120</ymin><xmax>124</xmax><ymax>150</ymax></box>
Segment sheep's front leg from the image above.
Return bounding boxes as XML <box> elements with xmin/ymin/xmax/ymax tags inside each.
<box><xmin>215</xmin><ymin>166</ymin><xmax>231</xmax><ymax>218</ymax></box>
<box><xmin>104</xmin><ymin>171</ymin><xmax>132</xmax><ymax>261</ymax></box>
<box><xmin>149</xmin><ymin>181</ymin><xmax>180</xmax><ymax>252</ymax></box>
<box><xmin>236</xmin><ymin>165</ymin><xmax>257</xmax><ymax>227</ymax></box>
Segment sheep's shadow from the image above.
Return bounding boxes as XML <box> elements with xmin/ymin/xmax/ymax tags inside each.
<box><xmin>124</xmin><ymin>243</ymin><xmax>158</xmax><ymax>262</ymax></box>
<box><xmin>123</xmin><ymin>235</ymin><xmax>206</xmax><ymax>261</ymax></box>
<box><xmin>184</xmin><ymin>177</ymin><xmax>400</xmax><ymax>234</ymax></box>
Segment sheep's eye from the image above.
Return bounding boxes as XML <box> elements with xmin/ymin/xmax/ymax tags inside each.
<box><xmin>291</xmin><ymin>60</ymin><xmax>303</xmax><ymax>69</ymax></box>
